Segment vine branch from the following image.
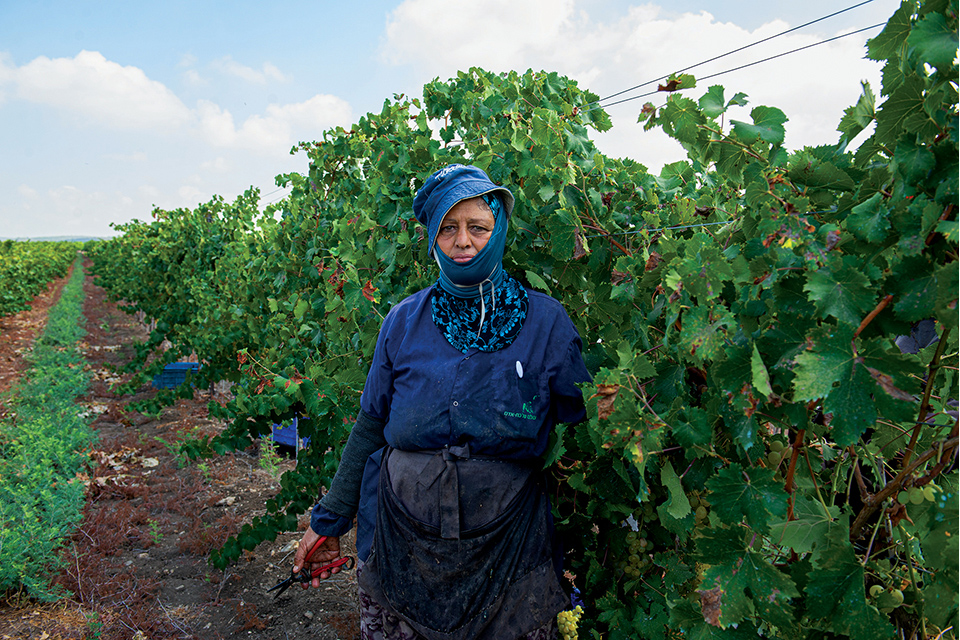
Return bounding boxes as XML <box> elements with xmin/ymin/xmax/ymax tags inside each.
<box><xmin>850</xmin><ymin>432</ymin><xmax>959</xmax><ymax>539</ymax></box>
<box><xmin>854</xmin><ymin>294</ymin><xmax>893</xmax><ymax>338</ymax></box>
<box><xmin>783</xmin><ymin>429</ymin><xmax>805</xmax><ymax>520</ymax></box>
<box><xmin>902</xmin><ymin>326</ymin><xmax>951</xmax><ymax>470</ymax></box>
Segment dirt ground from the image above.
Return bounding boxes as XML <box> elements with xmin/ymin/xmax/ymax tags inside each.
<box><xmin>0</xmin><ymin>261</ymin><xmax>360</xmax><ymax>640</ymax></box>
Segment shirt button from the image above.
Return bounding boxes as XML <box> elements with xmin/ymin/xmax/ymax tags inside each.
<box><xmin>452</xmin><ymin>401</ymin><xmax>459</xmax><ymax>407</ymax></box>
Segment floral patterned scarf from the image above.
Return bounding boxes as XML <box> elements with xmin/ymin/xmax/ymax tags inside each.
<box><xmin>431</xmin><ymin>274</ymin><xmax>527</xmax><ymax>353</ymax></box>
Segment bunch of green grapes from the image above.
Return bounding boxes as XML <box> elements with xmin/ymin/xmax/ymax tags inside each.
<box><xmin>618</xmin><ymin>529</ymin><xmax>655</xmax><ymax>578</ymax></box>
<box><xmin>869</xmin><ymin>584</ymin><xmax>905</xmax><ymax>613</ymax></box>
<box><xmin>689</xmin><ymin>492</ymin><xmax>710</xmax><ymax>526</ymax></box>
<box><xmin>767</xmin><ymin>440</ymin><xmax>791</xmax><ymax>469</ymax></box>
<box><xmin>615</xmin><ymin>501</ymin><xmax>658</xmax><ymax>577</ymax></box>
<box><xmin>896</xmin><ymin>483</ymin><xmax>939</xmax><ymax>505</ymax></box>
<box><xmin>558</xmin><ymin>605</ymin><xmax>583</xmax><ymax>640</ymax></box>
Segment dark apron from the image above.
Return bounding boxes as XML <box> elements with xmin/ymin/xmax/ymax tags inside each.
<box><xmin>357</xmin><ymin>445</ymin><xmax>568</xmax><ymax>640</ymax></box>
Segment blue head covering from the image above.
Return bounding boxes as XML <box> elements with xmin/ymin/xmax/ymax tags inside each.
<box><xmin>412</xmin><ymin>165</ymin><xmax>515</xmax><ymax>299</ymax></box>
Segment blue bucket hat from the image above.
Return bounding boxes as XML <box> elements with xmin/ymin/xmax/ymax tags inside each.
<box><xmin>412</xmin><ymin>164</ymin><xmax>515</xmax><ymax>255</ymax></box>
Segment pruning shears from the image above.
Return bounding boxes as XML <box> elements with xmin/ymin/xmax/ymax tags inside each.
<box><xmin>267</xmin><ymin>535</ymin><xmax>355</xmax><ymax>599</ymax></box>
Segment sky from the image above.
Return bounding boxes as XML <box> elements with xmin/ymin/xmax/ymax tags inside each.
<box><xmin>0</xmin><ymin>0</ymin><xmax>901</xmax><ymax>239</ymax></box>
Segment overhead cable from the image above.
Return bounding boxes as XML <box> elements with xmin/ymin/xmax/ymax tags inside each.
<box><xmin>595</xmin><ymin>0</ymin><xmax>878</xmax><ymax>106</ymax></box>
<box><xmin>597</xmin><ymin>21</ymin><xmax>886</xmax><ymax>110</ymax></box>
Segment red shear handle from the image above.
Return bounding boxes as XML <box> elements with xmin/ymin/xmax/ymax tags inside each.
<box><xmin>309</xmin><ymin>555</ymin><xmax>355</xmax><ymax>579</ymax></box>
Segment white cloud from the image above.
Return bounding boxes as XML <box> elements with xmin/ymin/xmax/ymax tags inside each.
<box><xmin>138</xmin><ymin>185</ymin><xmax>161</xmax><ymax>200</ymax></box>
<box><xmin>49</xmin><ymin>185</ymin><xmax>105</xmax><ymax>213</ymax></box>
<box><xmin>103</xmin><ymin>151</ymin><xmax>148</xmax><ymax>163</ymax></box>
<box><xmin>18</xmin><ymin>184</ymin><xmax>38</xmax><ymax>200</ymax></box>
<box><xmin>183</xmin><ymin>69</ymin><xmax>207</xmax><ymax>86</ymax></box>
<box><xmin>196</xmin><ymin>99</ymin><xmax>238</xmax><ymax>146</ymax></box>
<box><xmin>178</xmin><ymin>184</ymin><xmax>206</xmax><ymax>203</ymax></box>
<box><xmin>381</xmin><ymin>0</ymin><xmax>886</xmax><ymax>171</ymax></box>
<box><xmin>382</xmin><ymin>0</ymin><xmax>577</xmax><ymax>74</ymax></box>
<box><xmin>1</xmin><ymin>51</ymin><xmax>352</xmax><ymax>159</ymax></box>
<box><xmin>5</xmin><ymin>50</ymin><xmax>193</xmax><ymax>130</ymax></box>
<box><xmin>15</xmin><ymin>185</ymin><xmax>137</xmax><ymax>234</ymax></box>
<box><xmin>0</xmin><ymin>53</ymin><xmax>13</xmax><ymax>83</ymax></box>
<box><xmin>0</xmin><ymin>54</ymin><xmax>12</xmax><ymax>103</ymax></box>
<box><xmin>201</xmin><ymin>156</ymin><xmax>230</xmax><ymax>173</ymax></box>
<box><xmin>197</xmin><ymin>94</ymin><xmax>353</xmax><ymax>153</ymax></box>
<box><xmin>210</xmin><ymin>56</ymin><xmax>290</xmax><ymax>84</ymax></box>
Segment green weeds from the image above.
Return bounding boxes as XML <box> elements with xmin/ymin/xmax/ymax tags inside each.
<box><xmin>145</xmin><ymin>519</ymin><xmax>163</xmax><ymax>545</ymax></box>
<box><xmin>0</xmin><ymin>257</ymin><xmax>94</xmax><ymax>600</ymax></box>
<box><xmin>257</xmin><ymin>437</ymin><xmax>283</xmax><ymax>477</ymax></box>
<box><xmin>153</xmin><ymin>435</ymin><xmax>189</xmax><ymax>468</ymax></box>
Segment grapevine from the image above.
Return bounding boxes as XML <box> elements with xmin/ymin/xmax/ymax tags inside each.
<box><xmin>0</xmin><ymin>240</ymin><xmax>79</xmax><ymax>317</ymax></box>
<box><xmin>86</xmin><ymin>2</ymin><xmax>958</xmax><ymax>638</ymax></box>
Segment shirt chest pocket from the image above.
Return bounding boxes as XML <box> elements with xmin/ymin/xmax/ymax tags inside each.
<box><xmin>488</xmin><ymin>367</ymin><xmax>551</xmax><ymax>442</ymax></box>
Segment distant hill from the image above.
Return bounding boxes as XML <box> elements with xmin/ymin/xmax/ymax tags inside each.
<box><xmin>0</xmin><ymin>236</ymin><xmax>105</xmax><ymax>243</ymax></box>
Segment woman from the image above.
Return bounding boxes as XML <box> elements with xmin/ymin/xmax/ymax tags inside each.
<box><xmin>293</xmin><ymin>164</ymin><xmax>591</xmax><ymax>640</ymax></box>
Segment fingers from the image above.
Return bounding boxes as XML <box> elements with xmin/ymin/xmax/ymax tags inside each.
<box><xmin>292</xmin><ymin>528</ymin><xmax>321</xmax><ymax>575</ymax></box>
<box><xmin>292</xmin><ymin>532</ymin><xmax>343</xmax><ymax>589</ymax></box>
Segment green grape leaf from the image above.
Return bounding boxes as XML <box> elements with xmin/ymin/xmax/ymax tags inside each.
<box><xmin>893</xmin><ymin>138</ymin><xmax>936</xmax><ymax>184</ymax></box>
<box><xmin>669</xmin><ymin>595</ymin><xmax>758</xmax><ymax>639</ymax></box>
<box><xmin>846</xmin><ymin>192</ymin><xmax>891</xmax><ymax>243</ymax></box>
<box><xmin>727</xmin><ymin>91</ymin><xmax>748</xmax><ymax>109</ymax></box>
<box><xmin>721</xmin><ymin>401</ymin><xmax>760</xmax><ymax>456</ymax></box>
<box><xmin>523</xmin><ymin>270</ymin><xmax>552</xmax><ymax>294</ymax></box>
<box><xmin>793</xmin><ymin>325</ymin><xmax>857</xmax><ymax>402</ymax></box>
<box><xmin>543</xmin><ymin>422</ymin><xmax>567</xmax><ymax>468</ymax></box>
<box><xmin>631</xmin><ymin>600</ymin><xmax>671</xmax><ymax>639</ymax></box>
<box><xmin>672</xmin><ymin>406</ymin><xmax>713</xmax><ymax>456</ymax></box>
<box><xmin>544</xmin><ymin>207</ymin><xmax>579</xmax><ymax>260</ymax></box>
<box><xmin>909</xmin><ymin>477</ymin><xmax>959</xmax><ymax>629</ymax></box>
<box><xmin>873</xmin><ymin>75</ymin><xmax>925</xmax><ymax>148</ymax></box>
<box><xmin>788</xmin><ymin>159</ymin><xmax>856</xmax><ymax>191</ymax></box>
<box><xmin>750</xmin><ymin>344</ymin><xmax>773</xmax><ymax>398</ymax></box>
<box><xmin>661</xmin><ymin>96</ymin><xmax>707</xmax><ymax>145</ymax></box>
<box><xmin>293</xmin><ymin>297</ymin><xmax>310</xmax><ymax>320</ymax></box>
<box><xmin>698</xmin><ymin>85</ymin><xmax>727</xmax><ymax>118</ymax></box>
<box><xmin>838</xmin><ymin>81</ymin><xmax>876</xmax><ymax>143</ymax></box>
<box><xmin>907</xmin><ymin>12</ymin><xmax>959</xmax><ymax>71</ymax></box>
<box><xmin>822</xmin><ymin>364</ymin><xmax>878</xmax><ymax>447</ymax></box>
<box><xmin>705</xmin><ymin>463</ymin><xmax>787</xmax><ymax>532</ymax></box>
<box><xmin>714</xmin><ymin>343</ymin><xmax>752</xmax><ymax>397</ymax></box>
<box><xmin>805</xmin><ymin>521</ymin><xmax>896</xmax><ymax>639</ymax></box>
<box><xmin>696</xmin><ymin>527</ymin><xmax>799</xmax><ymax>631</ymax></box>
<box><xmin>769</xmin><ymin>493</ymin><xmax>840</xmax><ymax>554</ymax></box>
<box><xmin>803</xmin><ymin>259</ymin><xmax>876</xmax><ymax>325</ymax></box>
<box><xmin>936</xmin><ymin>261</ymin><xmax>959</xmax><ymax>325</ymax></box>
<box><xmin>937</xmin><ymin>219</ymin><xmax>958</xmax><ymax>243</ymax></box>
<box><xmin>564</xmin><ymin>122</ymin><xmax>595</xmax><ymax>157</ymax></box>
<box><xmin>731</xmin><ymin>106</ymin><xmax>788</xmax><ymax>145</ymax></box>
<box><xmin>679</xmin><ymin>305</ymin><xmax>735</xmax><ymax>362</ymax></box>
<box><xmin>661</xmin><ymin>459</ymin><xmax>692</xmax><ymax>520</ymax></box>
<box><xmin>895</xmin><ymin>274</ymin><xmax>939</xmax><ymax>323</ymax></box>
<box><xmin>866</xmin><ymin>3</ymin><xmax>913</xmax><ymax>61</ymax></box>
<box><xmin>715</xmin><ymin>141</ymin><xmax>754</xmax><ymax>183</ymax></box>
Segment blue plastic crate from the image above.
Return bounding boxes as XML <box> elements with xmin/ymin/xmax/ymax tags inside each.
<box><xmin>152</xmin><ymin>362</ymin><xmax>200</xmax><ymax>389</ymax></box>
<box><xmin>271</xmin><ymin>416</ymin><xmax>310</xmax><ymax>451</ymax></box>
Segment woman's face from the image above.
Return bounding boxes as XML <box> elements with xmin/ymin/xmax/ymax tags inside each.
<box><xmin>435</xmin><ymin>198</ymin><xmax>495</xmax><ymax>263</ymax></box>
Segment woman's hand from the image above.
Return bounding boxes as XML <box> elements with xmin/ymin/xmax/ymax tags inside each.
<box><xmin>292</xmin><ymin>529</ymin><xmax>342</xmax><ymax>589</ymax></box>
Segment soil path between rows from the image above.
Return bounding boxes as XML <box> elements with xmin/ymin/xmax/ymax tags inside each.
<box><xmin>0</xmin><ymin>260</ymin><xmax>360</xmax><ymax>640</ymax></box>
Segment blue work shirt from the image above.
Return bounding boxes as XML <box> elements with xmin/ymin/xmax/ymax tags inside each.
<box><xmin>312</xmin><ymin>284</ymin><xmax>591</xmax><ymax>559</ymax></box>
<box><xmin>365</xmin><ymin>285</ymin><xmax>589</xmax><ymax>456</ymax></box>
